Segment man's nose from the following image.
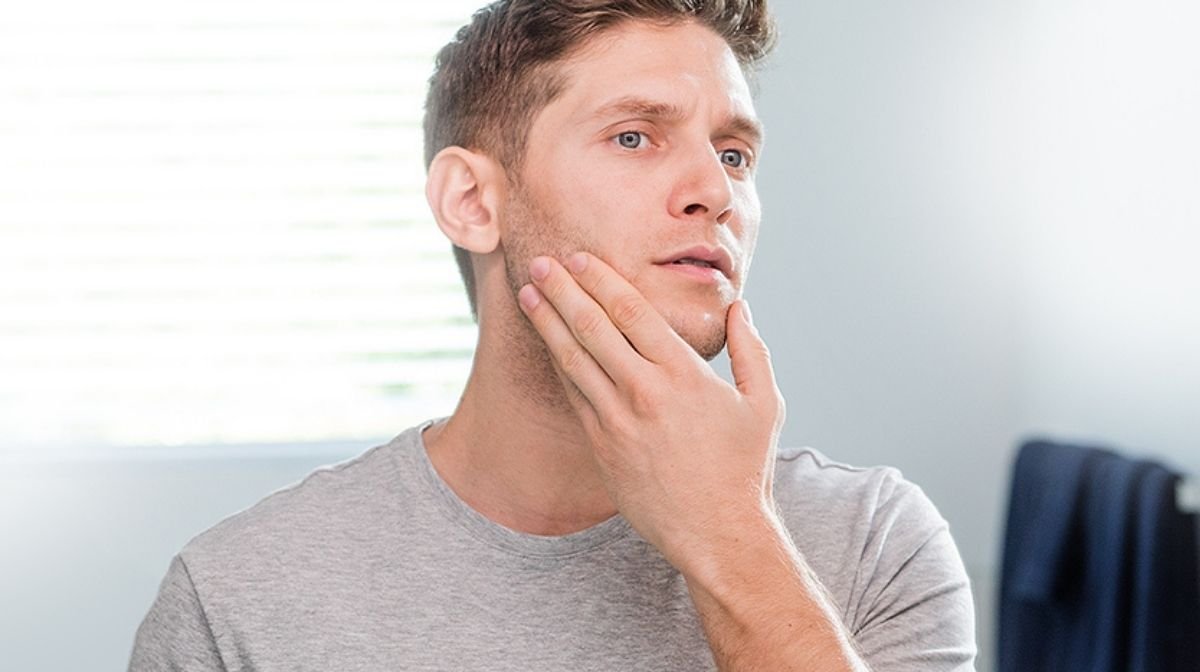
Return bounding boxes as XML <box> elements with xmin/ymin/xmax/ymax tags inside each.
<box><xmin>668</xmin><ymin>144</ymin><xmax>735</xmax><ymax>226</ymax></box>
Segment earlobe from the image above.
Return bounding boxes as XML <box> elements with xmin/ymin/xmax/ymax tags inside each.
<box><xmin>425</xmin><ymin>147</ymin><xmax>506</xmax><ymax>255</ymax></box>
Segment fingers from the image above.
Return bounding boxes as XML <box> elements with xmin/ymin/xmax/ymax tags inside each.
<box><xmin>726</xmin><ymin>300</ymin><xmax>784</xmax><ymax>418</ymax></box>
<box><xmin>559</xmin><ymin>252</ymin><xmax>688</xmax><ymax>368</ymax></box>
<box><xmin>522</xmin><ymin>255</ymin><xmax>658</xmax><ymax>390</ymax></box>
<box><xmin>517</xmin><ymin>278</ymin><xmax>619</xmax><ymax>420</ymax></box>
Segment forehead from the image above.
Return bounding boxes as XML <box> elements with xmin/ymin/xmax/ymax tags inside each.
<box><xmin>549</xmin><ymin>20</ymin><xmax>758</xmax><ymax>126</ymax></box>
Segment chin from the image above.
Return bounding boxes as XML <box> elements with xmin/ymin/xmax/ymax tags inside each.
<box><xmin>659</xmin><ymin>302</ymin><xmax>730</xmax><ymax>362</ymax></box>
<box><xmin>690</xmin><ymin>329</ymin><xmax>729</xmax><ymax>362</ymax></box>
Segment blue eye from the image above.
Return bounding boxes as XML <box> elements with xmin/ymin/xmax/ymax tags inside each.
<box><xmin>616</xmin><ymin>131</ymin><xmax>646</xmax><ymax>149</ymax></box>
<box><xmin>720</xmin><ymin>148</ymin><xmax>747</xmax><ymax>168</ymax></box>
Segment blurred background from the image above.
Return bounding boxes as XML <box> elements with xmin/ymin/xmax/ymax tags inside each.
<box><xmin>1</xmin><ymin>0</ymin><xmax>1197</xmax><ymax>670</ymax></box>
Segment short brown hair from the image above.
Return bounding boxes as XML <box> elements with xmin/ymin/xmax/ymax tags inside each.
<box><xmin>423</xmin><ymin>0</ymin><xmax>777</xmax><ymax>321</ymax></box>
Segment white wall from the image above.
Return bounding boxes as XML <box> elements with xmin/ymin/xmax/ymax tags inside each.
<box><xmin>739</xmin><ymin>1</ymin><xmax>1200</xmax><ymax>670</ymax></box>
<box><xmin>1011</xmin><ymin>0</ymin><xmax>1200</xmax><ymax>475</ymax></box>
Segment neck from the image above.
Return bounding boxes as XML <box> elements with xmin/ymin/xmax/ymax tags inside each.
<box><xmin>422</xmin><ymin>293</ymin><xmax>619</xmax><ymax>537</ymax></box>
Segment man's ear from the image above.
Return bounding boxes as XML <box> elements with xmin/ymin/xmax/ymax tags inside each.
<box><xmin>425</xmin><ymin>147</ymin><xmax>506</xmax><ymax>255</ymax></box>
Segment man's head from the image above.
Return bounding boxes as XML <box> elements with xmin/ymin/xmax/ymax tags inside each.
<box><xmin>423</xmin><ymin>0</ymin><xmax>776</xmax><ymax>361</ymax></box>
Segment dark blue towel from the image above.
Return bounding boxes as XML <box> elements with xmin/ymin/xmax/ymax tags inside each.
<box><xmin>999</xmin><ymin>440</ymin><xmax>1110</xmax><ymax>672</ymax></box>
<box><xmin>998</xmin><ymin>440</ymin><xmax>1199</xmax><ymax>672</ymax></box>
<box><xmin>1128</xmin><ymin>464</ymin><xmax>1200</xmax><ymax>672</ymax></box>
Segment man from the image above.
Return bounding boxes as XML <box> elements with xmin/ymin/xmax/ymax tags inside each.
<box><xmin>129</xmin><ymin>1</ymin><xmax>977</xmax><ymax>670</ymax></box>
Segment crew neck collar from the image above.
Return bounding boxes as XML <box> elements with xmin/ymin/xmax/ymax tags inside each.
<box><xmin>405</xmin><ymin>416</ymin><xmax>636</xmax><ymax>559</ymax></box>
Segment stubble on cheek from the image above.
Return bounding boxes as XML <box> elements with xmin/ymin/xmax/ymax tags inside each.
<box><xmin>495</xmin><ymin>187</ymin><xmax>601</xmax><ymax>412</ymax></box>
<box><xmin>499</xmin><ymin>185</ymin><xmax>594</xmax><ymax>302</ymax></box>
<box><xmin>499</xmin><ymin>181</ymin><xmax>736</xmax><ymax>373</ymax></box>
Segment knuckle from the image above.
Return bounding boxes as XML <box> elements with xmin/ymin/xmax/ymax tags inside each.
<box><xmin>627</xmin><ymin>383</ymin><xmax>662</xmax><ymax>417</ymax></box>
<box><xmin>611</xmin><ymin>295</ymin><xmax>646</xmax><ymax>331</ymax></box>
<box><xmin>757</xmin><ymin>340</ymin><xmax>774</xmax><ymax>363</ymax></box>
<box><xmin>573</xmin><ymin>311</ymin><xmax>605</xmax><ymax>341</ymax></box>
<box><xmin>561</xmin><ymin>346</ymin><xmax>589</xmax><ymax>376</ymax></box>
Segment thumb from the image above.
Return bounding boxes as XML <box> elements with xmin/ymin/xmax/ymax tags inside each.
<box><xmin>727</xmin><ymin>300</ymin><xmax>776</xmax><ymax>398</ymax></box>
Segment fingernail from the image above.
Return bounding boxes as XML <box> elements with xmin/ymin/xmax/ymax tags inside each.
<box><xmin>518</xmin><ymin>284</ymin><xmax>541</xmax><ymax>310</ymax></box>
<box><xmin>567</xmin><ymin>252</ymin><xmax>587</xmax><ymax>274</ymax></box>
<box><xmin>742</xmin><ymin>300</ymin><xmax>753</xmax><ymax>325</ymax></box>
<box><xmin>530</xmin><ymin>257</ymin><xmax>550</xmax><ymax>281</ymax></box>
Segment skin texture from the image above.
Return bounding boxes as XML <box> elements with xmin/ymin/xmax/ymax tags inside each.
<box><xmin>499</xmin><ymin>23</ymin><xmax>761</xmax><ymax>364</ymax></box>
<box><xmin>489</xmin><ymin>19</ymin><xmax>764</xmax><ymax>424</ymax></box>
<box><xmin>423</xmin><ymin>19</ymin><xmax>869</xmax><ymax>671</ymax></box>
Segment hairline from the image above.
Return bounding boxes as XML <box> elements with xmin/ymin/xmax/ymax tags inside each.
<box><xmin>501</xmin><ymin>16</ymin><xmax>766</xmax><ymax>179</ymax></box>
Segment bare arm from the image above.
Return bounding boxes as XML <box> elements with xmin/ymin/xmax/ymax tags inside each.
<box><xmin>681</xmin><ymin>509</ymin><xmax>871</xmax><ymax>672</ymax></box>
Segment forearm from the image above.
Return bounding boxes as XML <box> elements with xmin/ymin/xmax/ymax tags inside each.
<box><xmin>682</xmin><ymin>510</ymin><xmax>871</xmax><ymax>672</ymax></box>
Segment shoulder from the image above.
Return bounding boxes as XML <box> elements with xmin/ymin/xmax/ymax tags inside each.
<box><xmin>178</xmin><ymin>435</ymin><xmax>407</xmax><ymax>577</ymax></box>
<box><xmin>770</xmin><ymin>447</ymin><xmax>970</xmax><ymax>635</ymax></box>
<box><xmin>772</xmin><ymin>445</ymin><xmax>943</xmax><ymax>538</ymax></box>
<box><xmin>772</xmin><ymin>445</ymin><xmax>951</xmax><ymax>569</ymax></box>
<box><xmin>146</xmin><ymin>427</ymin><xmax>437</xmax><ymax>651</ymax></box>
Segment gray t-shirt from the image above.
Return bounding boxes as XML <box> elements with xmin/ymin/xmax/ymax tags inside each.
<box><xmin>128</xmin><ymin>417</ymin><xmax>977</xmax><ymax>671</ymax></box>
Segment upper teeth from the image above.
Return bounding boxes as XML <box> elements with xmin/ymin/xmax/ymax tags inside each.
<box><xmin>674</xmin><ymin>258</ymin><xmax>714</xmax><ymax>268</ymax></box>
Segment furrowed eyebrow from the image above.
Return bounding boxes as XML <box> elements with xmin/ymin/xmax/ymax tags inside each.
<box><xmin>589</xmin><ymin>95</ymin><xmax>764</xmax><ymax>151</ymax></box>
<box><xmin>718</xmin><ymin>115</ymin><xmax>765</xmax><ymax>152</ymax></box>
<box><xmin>590</xmin><ymin>96</ymin><xmax>688</xmax><ymax>124</ymax></box>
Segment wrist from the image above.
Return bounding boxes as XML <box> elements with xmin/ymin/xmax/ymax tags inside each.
<box><xmin>678</xmin><ymin>503</ymin><xmax>792</xmax><ymax>604</ymax></box>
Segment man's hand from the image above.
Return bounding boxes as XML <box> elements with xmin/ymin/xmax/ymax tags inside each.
<box><xmin>518</xmin><ymin>252</ymin><xmax>875</xmax><ymax>672</ymax></box>
<box><xmin>516</xmin><ymin>251</ymin><xmax>786</xmax><ymax>574</ymax></box>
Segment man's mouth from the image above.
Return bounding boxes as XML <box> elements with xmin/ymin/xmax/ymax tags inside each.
<box><xmin>654</xmin><ymin>245</ymin><xmax>734</xmax><ymax>280</ymax></box>
<box><xmin>671</xmin><ymin>258</ymin><xmax>717</xmax><ymax>269</ymax></box>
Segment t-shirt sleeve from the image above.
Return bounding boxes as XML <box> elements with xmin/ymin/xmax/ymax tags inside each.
<box><xmin>128</xmin><ymin>554</ymin><xmax>227</xmax><ymax>672</ymax></box>
<box><xmin>851</xmin><ymin>472</ymin><xmax>977</xmax><ymax>672</ymax></box>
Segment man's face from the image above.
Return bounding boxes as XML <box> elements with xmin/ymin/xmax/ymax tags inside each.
<box><xmin>500</xmin><ymin>20</ymin><xmax>764</xmax><ymax>362</ymax></box>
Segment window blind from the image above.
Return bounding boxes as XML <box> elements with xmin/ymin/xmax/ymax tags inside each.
<box><xmin>0</xmin><ymin>1</ymin><xmax>485</xmax><ymax>450</ymax></box>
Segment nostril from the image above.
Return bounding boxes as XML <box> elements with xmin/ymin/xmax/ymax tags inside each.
<box><xmin>684</xmin><ymin>203</ymin><xmax>705</xmax><ymax>215</ymax></box>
